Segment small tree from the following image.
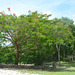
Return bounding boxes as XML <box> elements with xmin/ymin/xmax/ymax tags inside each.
<box><xmin>47</xmin><ymin>21</ymin><xmax>74</xmax><ymax>65</ymax></box>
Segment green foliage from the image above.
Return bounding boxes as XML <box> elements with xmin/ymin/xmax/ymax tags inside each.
<box><xmin>0</xmin><ymin>9</ymin><xmax>75</xmax><ymax>65</ymax></box>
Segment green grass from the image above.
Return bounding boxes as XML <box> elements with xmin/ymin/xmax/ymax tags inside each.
<box><xmin>13</xmin><ymin>61</ymin><xmax>75</xmax><ymax>75</ymax></box>
<box><xmin>56</xmin><ymin>61</ymin><xmax>75</xmax><ymax>67</ymax></box>
<box><xmin>18</xmin><ymin>68</ymin><xmax>75</xmax><ymax>75</ymax></box>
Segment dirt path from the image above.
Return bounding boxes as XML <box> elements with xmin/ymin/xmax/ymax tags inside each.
<box><xmin>0</xmin><ymin>68</ymin><xmax>40</xmax><ymax>75</ymax></box>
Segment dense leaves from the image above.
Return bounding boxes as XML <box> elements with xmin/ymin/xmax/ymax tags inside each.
<box><xmin>0</xmin><ymin>9</ymin><xmax>74</xmax><ymax>65</ymax></box>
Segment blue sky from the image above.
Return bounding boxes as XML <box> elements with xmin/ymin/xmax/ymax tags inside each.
<box><xmin>0</xmin><ymin>0</ymin><xmax>75</xmax><ymax>23</ymax></box>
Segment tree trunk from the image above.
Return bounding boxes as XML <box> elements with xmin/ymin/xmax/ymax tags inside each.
<box><xmin>53</xmin><ymin>62</ymin><xmax>56</xmax><ymax>70</ymax></box>
<box><xmin>63</xmin><ymin>50</ymin><xmax>65</xmax><ymax>62</ymax></box>
<box><xmin>72</xmin><ymin>56</ymin><xmax>74</xmax><ymax>63</ymax></box>
<box><xmin>15</xmin><ymin>45</ymin><xmax>19</xmax><ymax>65</ymax></box>
<box><xmin>56</xmin><ymin>44</ymin><xmax>61</xmax><ymax>65</ymax></box>
<box><xmin>58</xmin><ymin>48</ymin><xmax>60</xmax><ymax>65</ymax></box>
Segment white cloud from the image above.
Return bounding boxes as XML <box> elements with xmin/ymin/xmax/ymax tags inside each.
<box><xmin>42</xmin><ymin>11</ymin><xmax>52</xmax><ymax>15</ymax></box>
<box><xmin>41</xmin><ymin>11</ymin><xmax>54</xmax><ymax>19</ymax></box>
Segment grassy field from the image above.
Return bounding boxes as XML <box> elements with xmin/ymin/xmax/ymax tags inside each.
<box><xmin>18</xmin><ymin>68</ymin><xmax>75</xmax><ymax>75</ymax></box>
<box><xmin>17</xmin><ymin>61</ymin><xmax>75</xmax><ymax>75</ymax></box>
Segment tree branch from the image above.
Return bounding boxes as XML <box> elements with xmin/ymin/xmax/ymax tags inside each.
<box><xmin>18</xmin><ymin>38</ymin><xmax>35</xmax><ymax>47</ymax></box>
<box><xmin>7</xmin><ymin>30</ymin><xmax>15</xmax><ymax>43</ymax></box>
<box><xmin>56</xmin><ymin>43</ymin><xmax>59</xmax><ymax>50</ymax></box>
<box><xmin>19</xmin><ymin>43</ymin><xmax>38</xmax><ymax>57</ymax></box>
<box><xmin>3</xmin><ymin>37</ymin><xmax>14</xmax><ymax>44</ymax></box>
<box><xmin>18</xmin><ymin>35</ymin><xmax>26</xmax><ymax>46</ymax></box>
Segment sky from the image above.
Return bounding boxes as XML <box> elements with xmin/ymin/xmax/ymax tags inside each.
<box><xmin>0</xmin><ymin>0</ymin><xmax>75</xmax><ymax>23</ymax></box>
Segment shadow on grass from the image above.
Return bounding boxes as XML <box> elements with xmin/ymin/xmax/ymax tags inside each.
<box><xmin>0</xmin><ymin>63</ymin><xmax>75</xmax><ymax>72</ymax></box>
<box><xmin>56</xmin><ymin>62</ymin><xmax>75</xmax><ymax>67</ymax></box>
<box><xmin>51</xmin><ymin>68</ymin><xmax>75</xmax><ymax>72</ymax></box>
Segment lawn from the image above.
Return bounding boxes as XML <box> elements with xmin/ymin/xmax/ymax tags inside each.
<box><xmin>17</xmin><ymin>68</ymin><xmax>75</xmax><ymax>75</ymax></box>
<box><xmin>17</xmin><ymin>61</ymin><xmax>75</xmax><ymax>75</ymax></box>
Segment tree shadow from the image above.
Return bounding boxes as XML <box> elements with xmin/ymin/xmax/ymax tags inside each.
<box><xmin>51</xmin><ymin>68</ymin><xmax>75</xmax><ymax>72</ymax></box>
<box><xmin>0</xmin><ymin>63</ymin><xmax>75</xmax><ymax>72</ymax></box>
<box><xmin>56</xmin><ymin>62</ymin><xmax>75</xmax><ymax>67</ymax></box>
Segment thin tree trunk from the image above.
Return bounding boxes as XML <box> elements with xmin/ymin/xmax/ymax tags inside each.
<box><xmin>58</xmin><ymin>48</ymin><xmax>60</xmax><ymax>65</ymax></box>
<box><xmin>63</xmin><ymin>49</ymin><xmax>65</xmax><ymax>62</ymax></box>
<box><xmin>56</xmin><ymin>44</ymin><xmax>60</xmax><ymax>65</ymax></box>
<box><xmin>72</xmin><ymin>56</ymin><xmax>74</xmax><ymax>63</ymax></box>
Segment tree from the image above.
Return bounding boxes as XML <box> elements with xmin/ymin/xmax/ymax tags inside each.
<box><xmin>0</xmin><ymin>9</ymin><xmax>51</xmax><ymax>65</ymax></box>
<box><xmin>48</xmin><ymin>21</ymin><xmax>74</xmax><ymax>65</ymax></box>
<box><xmin>61</xmin><ymin>17</ymin><xmax>74</xmax><ymax>25</ymax></box>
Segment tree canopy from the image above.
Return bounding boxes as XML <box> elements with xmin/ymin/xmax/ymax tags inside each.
<box><xmin>0</xmin><ymin>8</ymin><xmax>74</xmax><ymax>65</ymax></box>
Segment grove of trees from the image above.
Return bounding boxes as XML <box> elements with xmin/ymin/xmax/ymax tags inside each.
<box><xmin>0</xmin><ymin>8</ymin><xmax>75</xmax><ymax>66</ymax></box>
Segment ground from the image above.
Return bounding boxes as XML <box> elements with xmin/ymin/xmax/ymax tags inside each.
<box><xmin>0</xmin><ymin>68</ymin><xmax>40</xmax><ymax>75</ymax></box>
<box><xmin>0</xmin><ymin>61</ymin><xmax>75</xmax><ymax>75</ymax></box>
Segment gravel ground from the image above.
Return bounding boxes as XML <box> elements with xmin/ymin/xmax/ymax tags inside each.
<box><xmin>0</xmin><ymin>68</ymin><xmax>40</xmax><ymax>75</ymax></box>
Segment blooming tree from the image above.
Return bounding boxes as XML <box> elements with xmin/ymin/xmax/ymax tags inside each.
<box><xmin>0</xmin><ymin>8</ymin><xmax>51</xmax><ymax>65</ymax></box>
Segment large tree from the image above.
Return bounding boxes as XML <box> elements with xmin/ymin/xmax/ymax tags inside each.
<box><xmin>0</xmin><ymin>9</ymin><xmax>51</xmax><ymax>65</ymax></box>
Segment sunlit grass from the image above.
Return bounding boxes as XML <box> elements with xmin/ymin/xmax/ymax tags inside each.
<box><xmin>17</xmin><ymin>61</ymin><xmax>75</xmax><ymax>75</ymax></box>
<box><xmin>18</xmin><ymin>68</ymin><xmax>75</xmax><ymax>75</ymax></box>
